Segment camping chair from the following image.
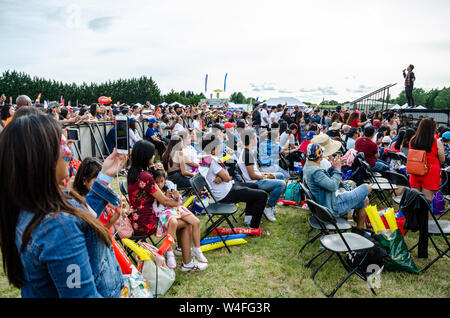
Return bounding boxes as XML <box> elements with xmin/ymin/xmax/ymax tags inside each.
<box><xmin>407</xmin><ymin>194</ymin><xmax>450</xmax><ymax>273</ymax></box>
<box><xmin>298</xmin><ymin>184</ymin><xmax>352</xmax><ymax>268</ymax></box>
<box><xmin>384</xmin><ymin>170</ymin><xmax>410</xmax><ymax>205</ymax></box>
<box><xmin>306</xmin><ymin>199</ymin><xmax>376</xmax><ymax>297</ymax></box>
<box><xmin>189</xmin><ymin>173</ymin><xmax>238</xmax><ymax>253</ymax></box>
<box><xmin>387</xmin><ymin>150</ymin><xmax>407</xmax><ymax>166</ymax></box>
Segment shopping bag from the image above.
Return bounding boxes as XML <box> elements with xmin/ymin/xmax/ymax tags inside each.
<box><xmin>374</xmin><ymin>229</ymin><xmax>419</xmax><ymax>274</ymax></box>
<box><xmin>141</xmin><ymin>260</ymin><xmax>176</xmax><ymax>297</ymax></box>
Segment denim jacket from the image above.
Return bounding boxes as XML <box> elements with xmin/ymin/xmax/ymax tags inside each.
<box><xmin>303</xmin><ymin>163</ymin><xmax>342</xmax><ymax>214</ymax></box>
<box><xmin>15</xmin><ymin>176</ymin><xmax>124</xmax><ymax>298</ymax></box>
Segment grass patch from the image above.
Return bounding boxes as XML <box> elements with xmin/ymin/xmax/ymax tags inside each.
<box><xmin>1</xmin><ymin>177</ymin><xmax>449</xmax><ymax>298</ymax></box>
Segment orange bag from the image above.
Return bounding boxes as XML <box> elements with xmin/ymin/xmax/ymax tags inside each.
<box><xmin>406</xmin><ymin>148</ymin><xmax>435</xmax><ymax>176</ymax></box>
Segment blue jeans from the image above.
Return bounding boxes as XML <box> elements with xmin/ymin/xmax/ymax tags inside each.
<box><xmin>372</xmin><ymin>159</ymin><xmax>390</xmax><ymax>173</ymax></box>
<box><xmin>256</xmin><ymin>177</ymin><xmax>286</xmax><ymax>207</ymax></box>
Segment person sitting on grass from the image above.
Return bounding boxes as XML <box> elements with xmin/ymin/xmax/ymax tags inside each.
<box><xmin>302</xmin><ymin>143</ymin><xmax>372</xmax><ymax>229</ymax></box>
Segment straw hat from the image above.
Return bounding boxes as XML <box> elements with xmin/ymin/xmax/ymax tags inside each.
<box><xmin>329</xmin><ymin>122</ymin><xmax>343</xmax><ymax>131</ymax></box>
<box><xmin>310</xmin><ymin>134</ymin><xmax>342</xmax><ymax>157</ymax></box>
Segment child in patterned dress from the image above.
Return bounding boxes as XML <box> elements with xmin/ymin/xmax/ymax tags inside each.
<box><xmin>152</xmin><ymin>170</ymin><xmax>208</xmax><ymax>269</ymax></box>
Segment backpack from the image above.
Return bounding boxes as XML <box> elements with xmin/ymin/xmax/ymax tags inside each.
<box><xmin>406</xmin><ymin>148</ymin><xmax>435</xmax><ymax>176</ymax></box>
<box><xmin>284</xmin><ymin>181</ymin><xmax>302</xmax><ymax>204</ymax></box>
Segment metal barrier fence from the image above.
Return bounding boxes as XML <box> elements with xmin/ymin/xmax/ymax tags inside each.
<box><xmin>398</xmin><ymin>109</ymin><xmax>450</xmax><ymax>127</ymax></box>
<box><xmin>63</xmin><ymin>117</ymin><xmax>195</xmax><ymax>161</ymax></box>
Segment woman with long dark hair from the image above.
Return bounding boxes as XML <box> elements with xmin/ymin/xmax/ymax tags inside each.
<box><xmin>0</xmin><ymin>114</ymin><xmax>127</xmax><ymax>297</ymax></box>
<box><xmin>127</xmin><ymin>140</ymin><xmax>207</xmax><ymax>271</ymax></box>
<box><xmin>390</xmin><ymin>129</ymin><xmax>406</xmax><ymax>152</ymax></box>
<box><xmin>409</xmin><ymin>118</ymin><xmax>445</xmax><ymax>201</ymax></box>
<box><xmin>1</xmin><ymin>104</ymin><xmax>14</xmax><ymax>128</ymax></box>
<box><xmin>401</xmin><ymin>128</ymin><xmax>416</xmax><ymax>156</ymax></box>
<box><xmin>161</xmin><ymin>135</ymin><xmax>194</xmax><ymax>188</ymax></box>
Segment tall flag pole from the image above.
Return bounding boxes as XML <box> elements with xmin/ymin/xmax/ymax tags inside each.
<box><xmin>224</xmin><ymin>73</ymin><xmax>228</xmax><ymax>92</ymax></box>
<box><xmin>205</xmin><ymin>74</ymin><xmax>208</xmax><ymax>93</ymax></box>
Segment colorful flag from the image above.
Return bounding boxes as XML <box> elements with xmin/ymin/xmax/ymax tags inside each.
<box><xmin>224</xmin><ymin>73</ymin><xmax>228</xmax><ymax>92</ymax></box>
<box><xmin>35</xmin><ymin>93</ymin><xmax>42</xmax><ymax>103</ymax></box>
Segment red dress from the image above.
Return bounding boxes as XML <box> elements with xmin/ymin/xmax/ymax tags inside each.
<box><xmin>409</xmin><ymin>137</ymin><xmax>441</xmax><ymax>191</ymax></box>
<box><xmin>127</xmin><ymin>170</ymin><xmax>159</xmax><ymax>235</ymax></box>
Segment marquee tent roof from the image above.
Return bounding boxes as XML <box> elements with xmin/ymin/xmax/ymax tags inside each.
<box><xmin>262</xmin><ymin>97</ymin><xmax>308</xmax><ymax>108</ymax></box>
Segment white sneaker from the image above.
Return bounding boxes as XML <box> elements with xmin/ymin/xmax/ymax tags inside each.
<box><xmin>271</xmin><ymin>206</ymin><xmax>278</xmax><ymax>215</ymax></box>
<box><xmin>165</xmin><ymin>252</ymin><xmax>177</xmax><ymax>269</ymax></box>
<box><xmin>243</xmin><ymin>215</ymin><xmax>252</xmax><ymax>226</ymax></box>
<box><xmin>174</xmin><ymin>247</ymin><xmax>183</xmax><ymax>256</ymax></box>
<box><xmin>180</xmin><ymin>259</ymin><xmax>208</xmax><ymax>272</ymax></box>
<box><xmin>191</xmin><ymin>247</ymin><xmax>208</xmax><ymax>264</ymax></box>
<box><xmin>264</xmin><ymin>207</ymin><xmax>276</xmax><ymax>222</ymax></box>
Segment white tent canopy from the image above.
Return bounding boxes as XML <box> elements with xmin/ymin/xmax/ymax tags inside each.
<box><xmin>390</xmin><ymin>104</ymin><xmax>401</xmax><ymax>110</ymax></box>
<box><xmin>169</xmin><ymin>102</ymin><xmax>186</xmax><ymax>108</ymax></box>
<box><xmin>262</xmin><ymin>97</ymin><xmax>308</xmax><ymax>109</ymax></box>
<box><xmin>159</xmin><ymin>102</ymin><xmax>168</xmax><ymax>107</ymax></box>
<box><xmin>415</xmin><ymin>105</ymin><xmax>427</xmax><ymax>109</ymax></box>
<box><xmin>401</xmin><ymin>103</ymin><xmax>410</xmax><ymax>109</ymax></box>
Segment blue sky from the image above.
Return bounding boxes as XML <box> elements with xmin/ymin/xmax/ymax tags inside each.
<box><xmin>1</xmin><ymin>0</ymin><xmax>449</xmax><ymax>103</ymax></box>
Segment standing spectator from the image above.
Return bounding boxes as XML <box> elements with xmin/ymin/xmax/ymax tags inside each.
<box><xmin>251</xmin><ymin>104</ymin><xmax>261</xmax><ymax>129</ymax></box>
<box><xmin>403</xmin><ymin>64</ymin><xmax>416</xmax><ymax>107</ymax></box>
<box><xmin>1</xmin><ymin>104</ymin><xmax>15</xmax><ymax>128</ymax></box>
<box><xmin>409</xmin><ymin>118</ymin><xmax>445</xmax><ymax>202</ymax></box>
<box><xmin>269</xmin><ymin>107</ymin><xmax>278</xmax><ymax>125</ymax></box>
<box><xmin>310</xmin><ymin>109</ymin><xmax>321</xmax><ymax>124</ymax></box>
<box><xmin>260</xmin><ymin>104</ymin><xmax>270</xmax><ymax>129</ymax></box>
<box><xmin>16</xmin><ymin>95</ymin><xmax>32</xmax><ymax>109</ymax></box>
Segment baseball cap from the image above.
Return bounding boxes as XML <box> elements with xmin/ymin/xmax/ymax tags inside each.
<box><xmin>306</xmin><ymin>143</ymin><xmax>323</xmax><ymax>161</ymax></box>
<box><xmin>149</xmin><ymin>117</ymin><xmax>158</xmax><ymax>123</ymax></box>
<box><xmin>224</xmin><ymin>122</ymin><xmax>235</xmax><ymax>129</ymax></box>
<box><xmin>442</xmin><ymin>131</ymin><xmax>450</xmax><ymax>142</ymax></box>
<box><xmin>48</xmin><ymin>101</ymin><xmax>62</xmax><ymax>108</ymax></box>
<box><xmin>304</xmin><ymin>131</ymin><xmax>317</xmax><ymax>140</ymax></box>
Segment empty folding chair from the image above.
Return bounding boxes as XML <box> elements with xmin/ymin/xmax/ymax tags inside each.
<box><xmin>189</xmin><ymin>173</ymin><xmax>238</xmax><ymax>253</ymax></box>
<box><xmin>384</xmin><ymin>170</ymin><xmax>410</xmax><ymax>205</ymax></box>
<box><xmin>298</xmin><ymin>183</ymin><xmax>352</xmax><ymax>268</ymax></box>
<box><xmin>306</xmin><ymin>199</ymin><xmax>376</xmax><ymax>297</ymax></box>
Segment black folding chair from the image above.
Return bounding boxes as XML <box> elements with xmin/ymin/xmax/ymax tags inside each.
<box><xmin>406</xmin><ymin>194</ymin><xmax>450</xmax><ymax>273</ymax></box>
<box><xmin>384</xmin><ymin>170</ymin><xmax>410</xmax><ymax>205</ymax></box>
<box><xmin>119</xmin><ymin>180</ymin><xmax>129</xmax><ymax>205</ymax></box>
<box><xmin>306</xmin><ymin>199</ymin><xmax>376</xmax><ymax>297</ymax></box>
<box><xmin>298</xmin><ymin>183</ymin><xmax>352</xmax><ymax>268</ymax></box>
<box><xmin>354</xmin><ymin>156</ymin><xmax>392</xmax><ymax>208</ymax></box>
<box><xmin>189</xmin><ymin>173</ymin><xmax>238</xmax><ymax>253</ymax></box>
<box><xmin>386</xmin><ymin>150</ymin><xmax>407</xmax><ymax>166</ymax></box>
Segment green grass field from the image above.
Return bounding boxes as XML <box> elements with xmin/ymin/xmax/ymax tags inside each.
<box><xmin>1</xmin><ymin>177</ymin><xmax>449</xmax><ymax>298</ymax></box>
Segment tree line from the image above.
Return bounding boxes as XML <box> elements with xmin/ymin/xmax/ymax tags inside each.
<box><xmin>0</xmin><ymin>70</ymin><xmax>205</xmax><ymax>106</ymax></box>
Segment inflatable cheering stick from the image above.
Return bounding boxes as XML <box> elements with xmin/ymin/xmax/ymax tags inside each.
<box><xmin>157</xmin><ymin>234</ymin><xmax>174</xmax><ymax>255</ymax></box>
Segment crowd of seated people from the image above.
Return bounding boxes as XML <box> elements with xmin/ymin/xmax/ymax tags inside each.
<box><xmin>1</xmin><ymin>94</ymin><xmax>449</xmax><ymax>298</ymax></box>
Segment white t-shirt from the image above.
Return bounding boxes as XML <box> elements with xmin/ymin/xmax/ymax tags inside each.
<box><xmin>260</xmin><ymin>109</ymin><xmax>270</xmax><ymax>127</ymax></box>
<box><xmin>199</xmin><ymin>157</ymin><xmax>233</xmax><ymax>201</ymax></box>
<box><xmin>129</xmin><ymin>129</ymin><xmax>142</xmax><ymax>148</ymax></box>
<box><xmin>193</xmin><ymin>120</ymin><xmax>201</xmax><ymax>132</ymax></box>
<box><xmin>276</xmin><ymin>111</ymin><xmax>283</xmax><ymax>123</ymax></box>
<box><xmin>183</xmin><ymin>146</ymin><xmax>199</xmax><ymax>172</ymax></box>
<box><xmin>269</xmin><ymin>112</ymin><xmax>278</xmax><ymax>125</ymax></box>
<box><xmin>173</xmin><ymin>123</ymin><xmax>184</xmax><ymax>133</ymax></box>
<box><xmin>280</xmin><ymin>132</ymin><xmax>294</xmax><ymax>148</ymax></box>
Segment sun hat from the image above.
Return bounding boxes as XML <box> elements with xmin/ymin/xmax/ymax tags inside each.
<box><xmin>304</xmin><ymin>107</ymin><xmax>313</xmax><ymax>114</ymax></box>
<box><xmin>382</xmin><ymin>136</ymin><xmax>392</xmax><ymax>144</ymax></box>
<box><xmin>311</xmin><ymin>134</ymin><xmax>342</xmax><ymax>157</ymax></box>
<box><xmin>306</xmin><ymin>143</ymin><xmax>323</xmax><ymax>161</ymax></box>
<box><xmin>329</xmin><ymin>122</ymin><xmax>343</xmax><ymax>131</ymax></box>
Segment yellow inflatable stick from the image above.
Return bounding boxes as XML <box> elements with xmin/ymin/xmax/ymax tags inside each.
<box><xmin>121</xmin><ymin>238</ymin><xmax>153</xmax><ymax>261</ymax></box>
<box><xmin>200</xmin><ymin>238</ymin><xmax>247</xmax><ymax>252</ymax></box>
<box><xmin>365</xmin><ymin>205</ymin><xmax>385</xmax><ymax>234</ymax></box>
<box><xmin>384</xmin><ymin>208</ymin><xmax>398</xmax><ymax>232</ymax></box>
<box><xmin>221</xmin><ymin>155</ymin><xmax>232</xmax><ymax>163</ymax></box>
<box><xmin>183</xmin><ymin>195</ymin><xmax>195</xmax><ymax>209</ymax></box>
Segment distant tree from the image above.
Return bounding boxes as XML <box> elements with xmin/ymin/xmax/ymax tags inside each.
<box><xmin>434</xmin><ymin>87</ymin><xmax>450</xmax><ymax>110</ymax></box>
